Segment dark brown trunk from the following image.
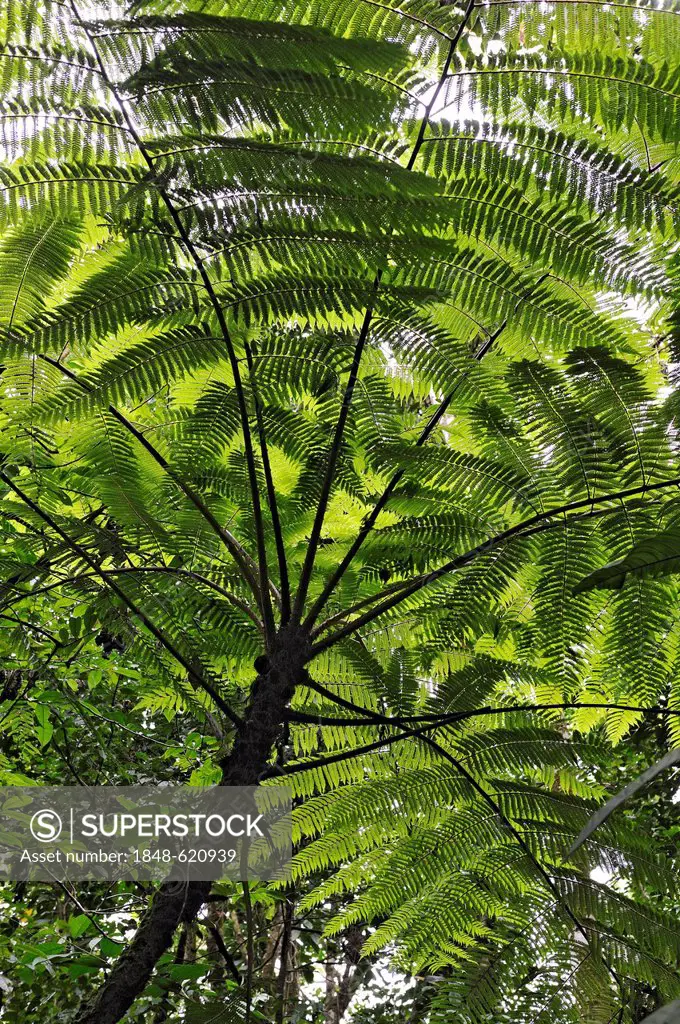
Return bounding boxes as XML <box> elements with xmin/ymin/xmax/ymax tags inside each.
<box><xmin>74</xmin><ymin>632</ymin><xmax>306</xmax><ymax>1024</ymax></box>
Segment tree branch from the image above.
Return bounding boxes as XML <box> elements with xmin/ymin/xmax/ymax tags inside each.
<box><xmin>38</xmin><ymin>353</ymin><xmax>263</xmax><ymax>608</ymax></box>
<box><xmin>244</xmin><ymin>340</ymin><xmax>291</xmax><ymax>622</ymax></box>
<box><xmin>2</xmin><ymin>564</ymin><xmax>262</xmax><ymax>631</ymax></box>
<box><xmin>0</xmin><ymin>471</ymin><xmax>243</xmax><ymax>729</ymax></box>
<box><xmin>67</xmin><ymin>1</ymin><xmax>276</xmax><ymax>643</ymax></box>
<box><xmin>303</xmin><ymin>279</ymin><xmax>544</xmax><ymax>629</ymax></box>
<box><xmin>286</xmin><ymin>701</ymin><xmax>680</xmax><ymax>728</ymax></box>
<box><xmin>290</xmin><ymin>0</ymin><xmax>477</xmax><ymax>624</ymax></box>
<box><xmin>291</xmin><ymin>290</ymin><xmax>380</xmax><ymax>622</ymax></box>
<box><xmin>262</xmin><ymin>716</ymin><xmax>453</xmax><ymax>779</ymax></box>
<box><xmin>301</xmin><ymin>389</ymin><xmax>454</xmax><ymax>630</ymax></box>
<box><xmin>309</xmin><ymin>503</ymin><xmax>635</xmax><ymax>641</ymax></box>
<box><xmin>203</xmin><ymin>921</ymin><xmax>242</xmax><ymax>985</ymax></box>
<box><xmin>310</xmin><ymin>475</ymin><xmax>680</xmax><ymax>656</ymax></box>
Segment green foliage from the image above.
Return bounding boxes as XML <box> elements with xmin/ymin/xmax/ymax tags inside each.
<box><xmin>576</xmin><ymin>529</ymin><xmax>680</xmax><ymax>593</ymax></box>
<box><xmin>1</xmin><ymin>0</ymin><xmax>680</xmax><ymax>1022</ymax></box>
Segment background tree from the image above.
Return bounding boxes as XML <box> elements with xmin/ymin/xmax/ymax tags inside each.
<box><xmin>1</xmin><ymin>0</ymin><xmax>680</xmax><ymax>1022</ymax></box>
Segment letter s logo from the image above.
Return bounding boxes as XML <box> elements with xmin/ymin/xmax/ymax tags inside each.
<box><xmin>30</xmin><ymin>809</ymin><xmax>63</xmax><ymax>843</ymax></box>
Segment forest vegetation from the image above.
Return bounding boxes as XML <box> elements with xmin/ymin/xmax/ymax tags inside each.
<box><xmin>1</xmin><ymin>0</ymin><xmax>680</xmax><ymax>1022</ymax></box>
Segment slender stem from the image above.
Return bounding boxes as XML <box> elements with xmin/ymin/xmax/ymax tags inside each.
<box><xmin>312</xmin><ymin>578</ymin><xmax>416</xmax><ymax>639</ymax></box>
<box><xmin>68</xmin><ymin>702</ymin><xmax>175</xmax><ymax>748</ymax></box>
<box><xmin>0</xmin><ymin>472</ymin><xmax>243</xmax><ymax>729</ymax></box>
<box><xmin>67</xmin><ymin>1</ymin><xmax>275</xmax><ymax>643</ymax></box>
<box><xmin>275</xmin><ymin>896</ymin><xmax>294</xmax><ymax>1024</ymax></box>
<box><xmin>204</xmin><ymin>922</ymin><xmax>242</xmax><ymax>984</ymax></box>
<box><xmin>56</xmin><ymin>883</ymin><xmax>111</xmax><ymax>940</ymax></box>
<box><xmin>286</xmin><ymin>701</ymin><xmax>680</xmax><ymax>728</ymax></box>
<box><xmin>1</xmin><ymin>565</ymin><xmax>261</xmax><ymax>630</ymax></box>
<box><xmin>304</xmin><ymin>269</ymin><xmax>550</xmax><ymax>629</ymax></box>
<box><xmin>481</xmin><ymin>0</ymin><xmax>677</xmax><ymax>8</ymax></box>
<box><xmin>296</xmin><ymin>678</ymin><xmax>622</xmax><ymax>995</ymax></box>
<box><xmin>4</xmin><ymin>565</ymin><xmax>262</xmax><ymax>631</ymax></box>
<box><xmin>310</xmin><ymin>475</ymin><xmax>680</xmax><ymax>656</ymax></box>
<box><xmin>303</xmin><ymin>318</ymin><xmax>507</xmax><ymax>629</ymax></box>
<box><xmin>310</xmin><ymin>502</ymin><xmax>626</xmax><ymax>640</ymax></box>
<box><xmin>0</xmin><ymin>506</ymin><xmax>106</xmax><ymax>603</ymax></box>
<box><xmin>0</xmin><ymin>612</ymin><xmax>60</xmax><ymax>644</ymax></box>
<box><xmin>302</xmin><ymin>391</ymin><xmax>452</xmax><ymax>629</ymax></box>
<box><xmin>407</xmin><ymin>0</ymin><xmax>477</xmax><ymax>165</ymax></box>
<box><xmin>244</xmin><ymin>340</ymin><xmax>291</xmax><ymax>622</ymax></box>
<box><xmin>37</xmin><ymin>357</ymin><xmax>263</xmax><ymax>607</ymax></box>
<box><xmin>262</xmin><ymin>716</ymin><xmax>449</xmax><ymax>778</ymax></box>
<box><xmin>291</xmin><ymin>290</ymin><xmax>379</xmax><ymax>622</ymax></box>
<box><xmin>111</xmin><ymin>568</ymin><xmax>262</xmax><ymax>629</ymax></box>
<box><xmin>291</xmin><ymin>0</ymin><xmax>477</xmax><ymax>624</ymax></box>
<box><xmin>302</xmin><ymin>677</ymin><xmax>680</xmax><ymax>729</ymax></box>
<box><xmin>243</xmin><ymin>880</ymin><xmax>254</xmax><ymax>1024</ymax></box>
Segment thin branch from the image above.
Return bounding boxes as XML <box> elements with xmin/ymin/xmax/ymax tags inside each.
<box><xmin>303</xmin><ymin>314</ymin><xmax>508</xmax><ymax>629</ymax></box>
<box><xmin>359</xmin><ymin>0</ymin><xmax>454</xmax><ymax>40</ymax></box>
<box><xmin>311</xmin><ymin>502</ymin><xmax>639</xmax><ymax>640</ymax></box>
<box><xmin>304</xmin><ymin>265</ymin><xmax>549</xmax><ymax>632</ymax></box>
<box><xmin>67</xmin><ymin>1</ymin><xmax>276</xmax><ymax>644</ymax></box>
<box><xmin>51</xmin><ymin>726</ymin><xmax>89</xmax><ymax>786</ymax></box>
<box><xmin>2</xmin><ymin>565</ymin><xmax>262</xmax><ymax>631</ymax></box>
<box><xmin>299</xmin><ymin>678</ymin><xmax>680</xmax><ymax>730</ymax></box>
<box><xmin>203</xmin><ymin>921</ymin><xmax>242</xmax><ymax>984</ymax></box>
<box><xmin>38</xmin><ymin>353</ymin><xmax>263</xmax><ymax>606</ymax></box>
<box><xmin>68</xmin><ymin>701</ymin><xmax>175</xmax><ymax>748</ymax></box>
<box><xmin>454</xmin><ymin>701</ymin><xmax>680</xmax><ymax>724</ymax></box>
<box><xmin>0</xmin><ymin>506</ymin><xmax>106</xmax><ymax>604</ymax></box>
<box><xmin>311</xmin><ymin>575</ymin><xmax>421</xmax><ymax>639</ymax></box>
<box><xmin>445</xmin><ymin>64</ymin><xmax>679</xmax><ymax>103</ymax></box>
<box><xmin>634</xmin><ymin>115</ymin><xmax>653</xmax><ymax>174</ymax></box>
<box><xmin>275</xmin><ymin>895</ymin><xmax>294</xmax><ymax>1024</ymax></box>
<box><xmin>310</xmin><ymin>475</ymin><xmax>680</xmax><ymax>656</ymax></box>
<box><xmin>244</xmin><ymin>340</ymin><xmax>291</xmax><ymax>623</ymax></box>
<box><xmin>111</xmin><ymin>568</ymin><xmax>262</xmax><ymax>630</ymax></box>
<box><xmin>286</xmin><ymin>701</ymin><xmax>680</xmax><ymax>729</ymax></box>
<box><xmin>290</xmin><ymin>0</ymin><xmax>477</xmax><ymax>624</ymax></box>
<box><xmin>482</xmin><ymin>0</ymin><xmax>679</xmax><ymax>11</ymax></box>
<box><xmin>262</xmin><ymin>716</ymin><xmax>450</xmax><ymax>779</ymax></box>
<box><xmin>0</xmin><ymin>612</ymin><xmax>61</xmax><ymax>644</ymax></box>
<box><xmin>0</xmin><ymin>471</ymin><xmax>243</xmax><ymax>729</ymax></box>
<box><xmin>291</xmin><ymin>289</ymin><xmax>380</xmax><ymax>623</ymax></box>
<box><xmin>56</xmin><ymin>882</ymin><xmax>112</xmax><ymax>940</ymax></box>
<box><xmin>409</xmin><ymin>0</ymin><xmax>477</xmax><ymax>159</ymax></box>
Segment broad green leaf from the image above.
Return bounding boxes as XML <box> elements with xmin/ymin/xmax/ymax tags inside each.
<box><xmin>574</xmin><ymin>529</ymin><xmax>680</xmax><ymax>594</ymax></box>
<box><xmin>168</xmin><ymin>963</ymin><xmax>210</xmax><ymax>982</ymax></box>
<box><xmin>567</xmin><ymin>747</ymin><xmax>680</xmax><ymax>857</ymax></box>
<box><xmin>33</xmin><ymin>706</ymin><xmax>53</xmax><ymax>748</ymax></box>
<box><xmin>67</xmin><ymin>915</ymin><xmax>91</xmax><ymax>940</ymax></box>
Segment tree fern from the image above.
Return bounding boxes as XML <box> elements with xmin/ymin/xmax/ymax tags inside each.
<box><xmin>1</xmin><ymin>0</ymin><xmax>679</xmax><ymax>1022</ymax></box>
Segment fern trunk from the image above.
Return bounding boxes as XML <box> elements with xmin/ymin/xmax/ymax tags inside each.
<box><xmin>74</xmin><ymin>632</ymin><xmax>306</xmax><ymax>1024</ymax></box>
